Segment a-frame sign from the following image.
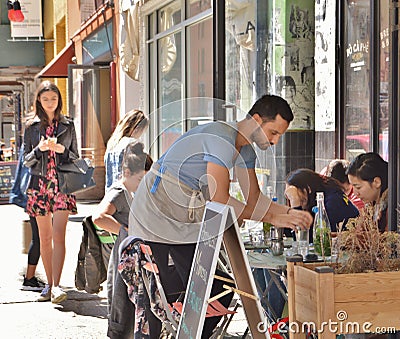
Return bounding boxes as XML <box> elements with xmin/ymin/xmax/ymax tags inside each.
<box><xmin>177</xmin><ymin>201</ymin><xmax>269</xmax><ymax>338</ymax></box>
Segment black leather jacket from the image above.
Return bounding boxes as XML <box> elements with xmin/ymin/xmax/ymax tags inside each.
<box><xmin>23</xmin><ymin>115</ymin><xmax>79</xmax><ymax>176</ymax></box>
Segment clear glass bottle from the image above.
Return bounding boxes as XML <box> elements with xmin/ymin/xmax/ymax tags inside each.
<box><xmin>312</xmin><ymin>192</ymin><xmax>332</xmax><ymax>257</ymax></box>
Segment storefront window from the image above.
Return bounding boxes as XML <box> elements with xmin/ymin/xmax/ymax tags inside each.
<box><xmin>82</xmin><ymin>22</ymin><xmax>113</xmax><ymax>64</ymax></box>
<box><xmin>68</xmin><ymin>66</ymin><xmax>110</xmax><ymax>167</ymax></box>
<box><xmin>225</xmin><ymin>0</ymin><xmax>315</xmax><ymax>129</ymax></box>
<box><xmin>225</xmin><ymin>0</ymin><xmax>258</xmax><ymax>117</ymax></box>
<box><xmin>158</xmin><ymin>3</ymin><xmax>181</xmax><ymax>32</ymax></box>
<box><xmin>147</xmin><ymin>1</ymin><xmax>213</xmax><ymax>158</ymax></box>
<box><xmin>187</xmin><ymin>18</ymin><xmax>213</xmax><ymax>127</ymax></box>
<box><xmin>187</xmin><ymin>0</ymin><xmax>211</xmax><ymax>18</ymax></box>
<box><xmin>379</xmin><ymin>0</ymin><xmax>389</xmax><ymax>161</ymax></box>
<box><xmin>158</xmin><ymin>32</ymin><xmax>182</xmax><ymax>152</ymax></box>
<box><xmin>344</xmin><ymin>0</ymin><xmax>371</xmax><ymax>161</ymax></box>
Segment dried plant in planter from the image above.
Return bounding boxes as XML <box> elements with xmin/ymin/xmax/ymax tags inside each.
<box><xmin>336</xmin><ymin>205</ymin><xmax>400</xmax><ymax>274</ymax></box>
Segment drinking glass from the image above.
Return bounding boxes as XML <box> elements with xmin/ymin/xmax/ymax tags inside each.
<box><xmin>295</xmin><ymin>228</ymin><xmax>309</xmax><ymax>258</ymax></box>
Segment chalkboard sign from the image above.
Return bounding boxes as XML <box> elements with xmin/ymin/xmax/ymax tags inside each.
<box><xmin>0</xmin><ymin>161</ymin><xmax>17</xmax><ymax>203</ymax></box>
<box><xmin>176</xmin><ymin>202</ymin><xmax>229</xmax><ymax>338</ymax></box>
<box><xmin>177</xmin><ymin>201</ymin><xmax>268</xmax><ymax>339</ymax></box>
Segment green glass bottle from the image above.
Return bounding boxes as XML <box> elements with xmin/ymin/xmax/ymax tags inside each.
<box><xmin>312</xmin><ymin>192</ymin><xmax>331</xmax><ymax>257</ymax></box>
<box><xmin>263</xmin><ymin>187</ymin><xmax>276</xmax><ymax>246</ymax></box>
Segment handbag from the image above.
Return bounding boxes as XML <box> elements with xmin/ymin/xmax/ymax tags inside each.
<box><xmin>57</xmin><ymin>158</ymin><xmax>96</xmax><ymax>194</ymax></box>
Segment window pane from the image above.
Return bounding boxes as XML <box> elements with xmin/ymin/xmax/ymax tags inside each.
<box><xmin>271</xmin><ymin>2</ymin><xmax>315</xmax><ymax>130</ymax></box>
<box><xmin>82</xmin><ymin>22</ymin><xmax>113</xmax><ymax>64</ymax></box>
<box><xmin>187</xmin><ymin>0</ymin><xmax>212</xmax><ymax>18</ymax></box>
<box><xmin>158</xmin><ymin>3</ymin><xmax>181</xmax><ymax>33</ymax></box>
<box><xmin>158</xmin><ymin>32</ymin><xmax>182</xmax><ymax>154</ymax></box>
<box><xmin>225</xmin><ymin>0</ymin><xmax>258</xmax><ymax>117</ymax></box>
<box><xmin>69</xmin><ymin>66</ymin><xmax>109</xmax><ymax>167</ymax></box>
<box><xmin>344</xmin><ymin>0</ymin><xmax>371</xmax><ymax>161</ymax></box>
<box><xmin>186</xmin><ymin>18</ymin><xmax>213</xmax><ymax>127</ymax></box>
<box><xmin>379</xmin><ymin>0</ymin><xmax>389</xmax><ymax>161</ymax></box>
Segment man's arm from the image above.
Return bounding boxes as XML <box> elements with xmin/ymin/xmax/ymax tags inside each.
<box><xmin>207</xmin><ymin>162</ymin><xmax>247</xmax><ymax>220</ymax></box>
<box><xmin>236</xmin><ymin>166</ymin><xmax>312</xmax><ymax>229</ymax></box>
<box><xmin>207</xmin><ymin>162</ymin><xmax>312</xmax><ymax>230</ymax></box>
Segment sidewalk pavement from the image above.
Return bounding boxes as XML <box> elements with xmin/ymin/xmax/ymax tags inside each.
<box><xmin>1</xmin><ymin>202</ymin><xmax>249</xmax><ymax>338</ymax></box>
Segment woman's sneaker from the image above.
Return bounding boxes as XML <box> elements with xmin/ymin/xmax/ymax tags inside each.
<box><xmin>51</xmin><ymin>286</ymin><xmax>67</xmax><ymax>304</ymax></box>
<box><xmin>37</xmin><ymin>284</ymin><xmax>51</xmax><ymax>302</ymax></box>
<box><xmin>22</xmin><ymin>275</ymin><xmax>46</xmax><ymax>291</ymax></box>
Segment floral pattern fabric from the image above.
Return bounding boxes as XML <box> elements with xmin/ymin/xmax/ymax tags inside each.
<box><xmin>26</xmin><ymin>123</ymin><xmax>77</xmax><ymax>217</ymax></box>
<box><xmin>118</xmin><ymin>237</ymin><xmax>180</xmax><ymax>338</ymax></box>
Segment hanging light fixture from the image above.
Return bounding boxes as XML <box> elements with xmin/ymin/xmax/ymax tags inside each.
<box><xmin>7</xmin><ymin>0</ymin><xmax>24</xmax><ymax>22</ymax></box>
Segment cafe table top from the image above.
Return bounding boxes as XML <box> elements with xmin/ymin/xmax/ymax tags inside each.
<box><xmin>246</xmin><ymin>249</ymin><xmax>291</xmax><ymax>270</ymax></box>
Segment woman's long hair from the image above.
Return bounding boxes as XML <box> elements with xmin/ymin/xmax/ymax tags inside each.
<box><xmin>106</xmin><ymin>110</ymin><xmax>149</xmax><ymax>152</ymax></box>
<box><xmin>33</xmin><ymin>81</ymin><xmax>63</xmax><ymax>128</ymax></box>
<box><xmin>286</xmin><ymin>168</ymin><xmax>343</xmax><ymax>212</ymax></box>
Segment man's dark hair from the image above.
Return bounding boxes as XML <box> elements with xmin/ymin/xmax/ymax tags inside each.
<box><xmin>247</xmin><ymin>94</ymin><xmax>293</xmax><ymax>123</ymax></box>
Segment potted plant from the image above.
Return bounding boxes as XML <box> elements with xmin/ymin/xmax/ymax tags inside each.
<box><xmin>286</xmin><ymin>206</ymin><xmax>400</xmax><ymax>339</ymax></box>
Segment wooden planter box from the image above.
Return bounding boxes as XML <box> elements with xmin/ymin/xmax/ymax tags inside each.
<box><xmin>287</xmin><ymin>256</ymin><xmax>400</xmax><ymax>339</ymax></box>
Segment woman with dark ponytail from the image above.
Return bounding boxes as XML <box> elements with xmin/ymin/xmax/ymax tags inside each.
<box><xmin>347</xmin><ymin>152</ymin><xmax>389</xmax><ymax>232</ymax></box>
<box><xmin>93</xmin><ymin>141</ymin><xmax>152</xmax><ymax>338</ymax></box>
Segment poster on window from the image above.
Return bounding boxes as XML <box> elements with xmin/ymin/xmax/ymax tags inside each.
<box><xmin>314</xmin><ymin>0</ymin><xmax>336</xmax><ymax>132</ymax></box>
<box><xmin>273</xmin><ymin>0</ymin><xmax>315</xmax><ymax>130</ymax></box>
<box><xmin>10</xmin><ymin>0</ymin><xmax>42</xmax><ymax>38</ymax></box>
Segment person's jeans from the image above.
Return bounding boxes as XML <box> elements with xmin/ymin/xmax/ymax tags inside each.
<box><xmin>253</xmin><ymin>267</ymin><xmax>286</xmax><ymax>322</ymax></box>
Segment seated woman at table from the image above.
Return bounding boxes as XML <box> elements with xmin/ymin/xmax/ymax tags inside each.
<box><xmin>346</xmin><ymin>152</ymin><xmax>388</xmax><ymax>232</ymax></box>
<box><xmin>322</xmin><ymin>159</ymin><xmax>365</xmax><ymax>211</ymax></box>
<box><xmin>285</xmin><ymin>168</ymin><xmax>359</xmax><ymax>237</ymax></box>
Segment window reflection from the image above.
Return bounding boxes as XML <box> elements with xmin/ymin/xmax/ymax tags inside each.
<box><xmin>379</xmin><ymin>0</ymin><xmax>389</xmax><ymax>161</ymax></box>
<box><xmin>158</xmin><ymin>3</ymin><xmax>181</xmax><ymax>33</ymax></box>
<box><xmin>187</xmin><ymin>19</ymin><xmax>213</xmax><ymax>126</ymax></box>
<box><xmin>344</xmin><ymin>0</ymin><xmax>371</xmax><ymax>161</ymax></box>
<box><xmin>225</xmin><ymin>0</ymin><xmax>257</xmax><ymax>114</ymax></box>
<box><xmin>225</xmin><ymin>1</ymin><xmax>315</xmax><ymax>129</ymax></box>
<box><xmin>158</xmin><ymin>32</ymin><xmax>182</xmax><ymax>153</ymax></box>
<box><xmin>149</xmin><ymin>2</ymin><xmax>214</xmax><ymax>157</ymax></box>
<box><xmin>187</xmin><ymin>0</ymin><xmax>212</xmax><ymax>18</ymax></box>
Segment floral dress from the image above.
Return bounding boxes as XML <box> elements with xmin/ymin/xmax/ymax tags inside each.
<box><xmin>26</xmin><ymin>123</ymin><xmax>77</xmax><ymax>217</ymax></box>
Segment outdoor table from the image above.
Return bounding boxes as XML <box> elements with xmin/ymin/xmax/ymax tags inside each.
<box><xmin>246</xmin><ymin>246</ymin><xmax>291</xmax><ymax>324</ymax></box>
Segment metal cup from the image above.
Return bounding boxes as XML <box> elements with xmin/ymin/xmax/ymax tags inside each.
<box><xmin>269</xmin><ymin>227</ymin><xmax>283</xmax><ymax>240</ymax></box>
<box><xmin>271</xmin><ymin>238</ymin><xmax>284</xmax><ymax>256</ymax></box>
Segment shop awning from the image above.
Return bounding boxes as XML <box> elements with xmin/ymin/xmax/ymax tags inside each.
<box><xmin>36</xmin><ymin>42</ymin><xmax>75</xmax><ymax>78</ymax></box>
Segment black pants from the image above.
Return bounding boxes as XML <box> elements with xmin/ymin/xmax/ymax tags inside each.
<box><xmin>107</xmin><ymin>227</ymin><xmax>135</xmax><ymax>339</ymax></box>
<box><xmin>27</xmin><ymin>217</ymin><xmax>40</xmax><ymax>266</ymax></box>
<box><xmin>147</xmin><ymin>241</ymin><xmax>234</xmax><ymax>339</ymax></box>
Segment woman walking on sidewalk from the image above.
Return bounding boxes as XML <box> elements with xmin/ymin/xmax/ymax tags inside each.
<box><xmin>10</xmin><ymin>143</ymin><xmax>45</xmax><ymax>291</ymax></box>
<box><xmin>23</xmin><ymin>81</ymin><xmax>79</xmax><ymax>304</ymax></box>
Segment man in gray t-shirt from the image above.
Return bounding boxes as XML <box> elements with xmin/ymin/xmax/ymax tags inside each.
<box><xmin>130</xmin><ymin>95</ymin><xmax>312</xmax><ymax>244</ymax></box>
<box><xmin>129</xmin><ymin>94</ymin><xmax>313</xmax><ymax>337</ymax></box>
